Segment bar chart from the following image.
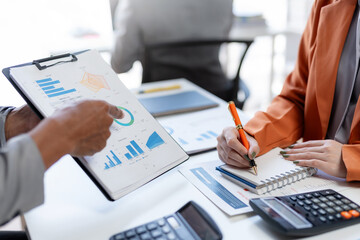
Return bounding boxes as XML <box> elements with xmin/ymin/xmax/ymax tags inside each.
<box><xmin>196</xmin><ymin>131</ymin><xmax>218</xmax><ymax>142</ymax></box>
<box><xmin>104</xmin><ymin>150</ymin><xmax>122</xmax><ymax>170</ymax></box>
<box><xmin>124</xmin><ymin>140</ymin><xmax>144</xmax><ymax>160</ymax></box>
<box><xmin>104</xmin><ymin>132</ymin><xmax>165</xmax><ymax>169</ymax></box>
<box><xmin>178</xmin><ymin>138</ymin><xmax>188</xmax><ymax>145</ymax></box>
<box><xmin>164</xmin><ymin>126</ymin><xmax>188</xmax><ymax>145</ymax></box>
<box><xmin>36</xmin><ymin>78</ymin><xmax>76</xmax><ymax>98</ymax></box>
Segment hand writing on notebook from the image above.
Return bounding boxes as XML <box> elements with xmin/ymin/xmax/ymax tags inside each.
<box><xmin>281</xmin><ymin>140</ymin><xmax>346</xmax><ymax>178</ymax></box>
<box><xmin>217</xmin><ymin>127</ymin><xmax>260</xmax><ymax>168</ymax></box>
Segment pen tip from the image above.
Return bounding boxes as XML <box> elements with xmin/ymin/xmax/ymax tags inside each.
<box><xmin>254</xmin><ymin>166</ymin><xmax>258</xmax><ymax>176</ymax></box>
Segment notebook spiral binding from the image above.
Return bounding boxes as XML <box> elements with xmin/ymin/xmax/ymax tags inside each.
<box><xmin>259</xmin><ymin>167</ymin><xmax>318</xmax><ymax>194</ymax></box>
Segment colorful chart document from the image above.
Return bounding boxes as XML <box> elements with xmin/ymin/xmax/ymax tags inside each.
<box><xmin>158</xmin><ymin>107</ymin><xmax>249</xmax><ymax>155</ymax></box>
<box><xmin>7</xmin><ymin>50</ymin><xmax>188</xmax><ymax>200</ymax></box>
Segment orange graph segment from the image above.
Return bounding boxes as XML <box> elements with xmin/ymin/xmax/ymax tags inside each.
<box><xmin>80</xmin><ymin>72</ymin><xmax>110</xmax><ymax>92</ymax></box>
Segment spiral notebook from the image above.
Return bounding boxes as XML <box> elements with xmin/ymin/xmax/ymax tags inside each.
<box><xmin>216</xmin><ymin>147</ymin><xmax>317</xmax><ymax>194</ymax></box>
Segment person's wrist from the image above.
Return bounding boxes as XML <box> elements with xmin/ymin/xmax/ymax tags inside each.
<box><xmin>29</xmin><ymin>116</ymin><xmax>76</xmax><ymax>169</ymax></box>
<box><xmin>4</xmin><ymin>108</ymin><xmax>17</xmax><ymax>140</ymax></box>
<box><xmin>4</xmin><ymin>106</ymin><xmax>39</xmax><ymax>140</ymax></box>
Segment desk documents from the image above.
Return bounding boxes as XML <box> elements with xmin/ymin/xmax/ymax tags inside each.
<box><xmin>180</xmin><ymin>150</ymin><xmax>360</xmax><ymax>216</ymax></box>
<box><xmin>138</xmin><ymin>79</ymin><xmax>250</xmax><ymax>155</ymax></box>
<box><xmin>6</xmin><ymin>50</ymin><xmax>188</xmax><ymax>200</ymax></box>
<box><xmin>158</xmin><ymin>107</ymin><xmax>246</xmax><ymax>155</ymax></box>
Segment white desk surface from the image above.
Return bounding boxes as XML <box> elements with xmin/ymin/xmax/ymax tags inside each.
<box><xmin>24</xmin><ymin>80</ymin><xmax>360</xmax><ymax>240</ymax></box>
<box><xmin>24</xmin><ymin>151</ymin><xmax>360</xmax><ymax>240</ymax></box>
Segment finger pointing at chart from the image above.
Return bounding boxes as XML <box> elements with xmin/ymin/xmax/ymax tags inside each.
<box><xmin>108</xmin><ymin>104</ymin><xmax>124</xmax><ymax>119</ymax></box>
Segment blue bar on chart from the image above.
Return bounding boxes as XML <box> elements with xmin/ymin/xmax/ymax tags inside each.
<box><xmin>126</xmin><ymin>145</ymin><xmax>139</xmax><ymax>157</ymax></box>
<box><xmin>36</xmin><ymin>78</ymin><xmax>76</xmax><ymax>98</ymax></box>
<box><xmin>190</xmin><ymin>167</ymin><xmax>248</xmax><ymax>209</ymax></box>
<box><xmin>124</xmin><ymin>140</ymin><xmax>145</xmax><ymax>159</ymax></box>
<box><xmin>146</xmin><ymin>131</ymin><xmax>165</xmax><ymax>149</ymax></box>
<box><xmin>42</xmin><ymin>86</ymin><xmax>55</xmax><ymax>91</ymax></box>
<box><xmin>38</xmin><ymin>80</ymin><xmax>60</xmax><ymax>87</ymax></box>
<box><xmin>197</xmin><ymin>131</ymin><xmax>218</xmax><ymax>142</ymax></box>
<box><xmin>200</xmin><ymin>133</ymin><xmax>211</xmax><ymax>139</ymax></box>
<box><xmin>178</xmin><ymin>138</ymin><xmax>188</xmax><ymax>145</ymax></box>
<box><xmin>104</xmin><ymin>163</ymin><xmax>110</xmax><ymax>169</ymax></box>
<box><xmin>106</xmin><ymin>156</ymin><xmax>116</xmax><ymax>169</ymax></box>
<box><xmin>110</xmin><ymin>150</ymin><xmax>122</xmax><ymax>165</ymax></box>
<box><xmin>36</xmin><ymin>78</ymin><xmax>53</xmax><ymax>84</ymax></box>
<box><xmin>207</xmin><ymin>131</ymin><xmax>218</xmax><ymax>137</ymax></box>
<box><xmin>44</xmin><ymin>88</ymin><xmax>64</xmax><ymax>94</ymax></box>
<box><xmin>164</xmin><ymin>126</ymin><xmax>174</xmax><ymax>135</ymax></box>
<box><xmin>130</xmin><ymin>140</ymin><xmax>144</xmax><ymax>154</ymax></box>
<box><xmin>104</xmin><ymin>150</ymin><xmax>122</xmax><ymax>170</ymax></box>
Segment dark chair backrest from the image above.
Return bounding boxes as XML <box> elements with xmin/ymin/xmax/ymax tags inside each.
<box><xmin>142</xmin><ymin>39</ymin><xmax>253</xmax><ymax>108</ymax></box>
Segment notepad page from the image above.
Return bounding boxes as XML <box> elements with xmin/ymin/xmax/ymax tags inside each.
<box><xmin>220</xmin><ymin>147</ymin><xmax>308</xmax><ymax>186</ymax></box>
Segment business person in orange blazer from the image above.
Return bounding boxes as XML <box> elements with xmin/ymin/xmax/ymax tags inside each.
<box><xmin>217</xmin><ymin>0</ymin><xmax>360</xmax><ymax>181</ymax></box>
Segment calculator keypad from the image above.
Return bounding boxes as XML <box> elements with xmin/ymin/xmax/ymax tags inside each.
<box><xmin>284</xmin><ymin>189</ymin><xmax>360</xmax><ymax>226</ymax></box>
<box><xmin>111</xmin><ymin>218</ymin><xmax>179</xmax><ymax>240</ymax></box>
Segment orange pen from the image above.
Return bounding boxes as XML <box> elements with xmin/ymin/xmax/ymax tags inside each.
<box><xmin>228</xmin><ymin>101</ymin><xmax>257</xmax><ymax>175</ymax></box>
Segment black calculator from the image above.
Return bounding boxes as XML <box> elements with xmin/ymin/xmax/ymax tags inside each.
<box><xmin>110</xmin><ymin>201</ymin><xmax>222</xmax><ymax>240</ymax></box>
<box><xmin>249</xmin><ymin>189</ymin><xmax>360</xmax><ymax>237</ymax></box>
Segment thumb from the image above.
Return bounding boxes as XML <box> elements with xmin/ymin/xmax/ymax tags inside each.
<box><xmin>108</xmin><ymin>105</ymin><xmax>124</xmax><ymax>119</ymax></box>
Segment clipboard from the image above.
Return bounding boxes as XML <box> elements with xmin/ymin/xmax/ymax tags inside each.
<box><xmin>2</xmin><ymin>51</ymin><xmax>86</xmax><ymax>119</ymax></box>
<box><xmin>2</xmin><ymin>50</ymin><xmax>189</xmax><ymax>201</ymax></box>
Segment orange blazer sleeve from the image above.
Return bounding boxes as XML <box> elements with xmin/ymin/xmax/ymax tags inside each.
<box><xmin>344</xmin><ymin>99</ymin><xmax>360</xmax><ymax>181</ymax></box>
<box><xmin>244</xmin><ymin>2</ymin><xmax>318</xmax><ymax>155</ymax></box>
<box><xmin>343</xmin><ymin>145</ymin><xmax>360</xmax><ymax>181</ymax></box>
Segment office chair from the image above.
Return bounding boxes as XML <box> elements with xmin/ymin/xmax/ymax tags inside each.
<box><xmin>0</xmin><ymin>231</ymin><xmax>28</xmax><ymax>240</ymax></box>
<box><xmin>142</xmin><ymin>39</ymin><xmax>253</xmax><ymax>109</ymax></box>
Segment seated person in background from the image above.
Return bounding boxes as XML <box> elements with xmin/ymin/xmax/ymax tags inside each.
<box><xmin>0</xmin><ymin>101</ymin><xmax>123</xmax><ymax>229</ymax></box>
<box><xmin>217</xmin><ymin>0</ymin><xmax>360</xmax><ymax>181</ymax></box>
<box><xmin>111</xmin><ymin>0</ymin><xmax>233</xmax><ymax>99</ymax></box>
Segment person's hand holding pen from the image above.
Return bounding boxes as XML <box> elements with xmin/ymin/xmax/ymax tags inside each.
<box><xmin>217</xmin><ymin>127</ymin><xmax>260</xmax><ymax>170</ymax></box>
<box><xmin>217</xmin><ymin>101</ymin><xmax>260</xmax><ymax>174</ymax></box>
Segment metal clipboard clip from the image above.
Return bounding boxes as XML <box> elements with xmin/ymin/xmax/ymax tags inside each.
<box><xmin>32</xmin><ymin>53</ymin><xmax>78</xmax><ymax>70</ymax></box>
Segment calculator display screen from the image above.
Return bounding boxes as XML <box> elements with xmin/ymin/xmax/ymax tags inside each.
<box><xmin>263</xmin><ymin>199</ymin><xmax>312</xmax><ymax>229</ymax></box>
<box><xmin>179</xmin><ymin>204</ymin><xmax>221</xmax><ymax>240</ymax></box>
